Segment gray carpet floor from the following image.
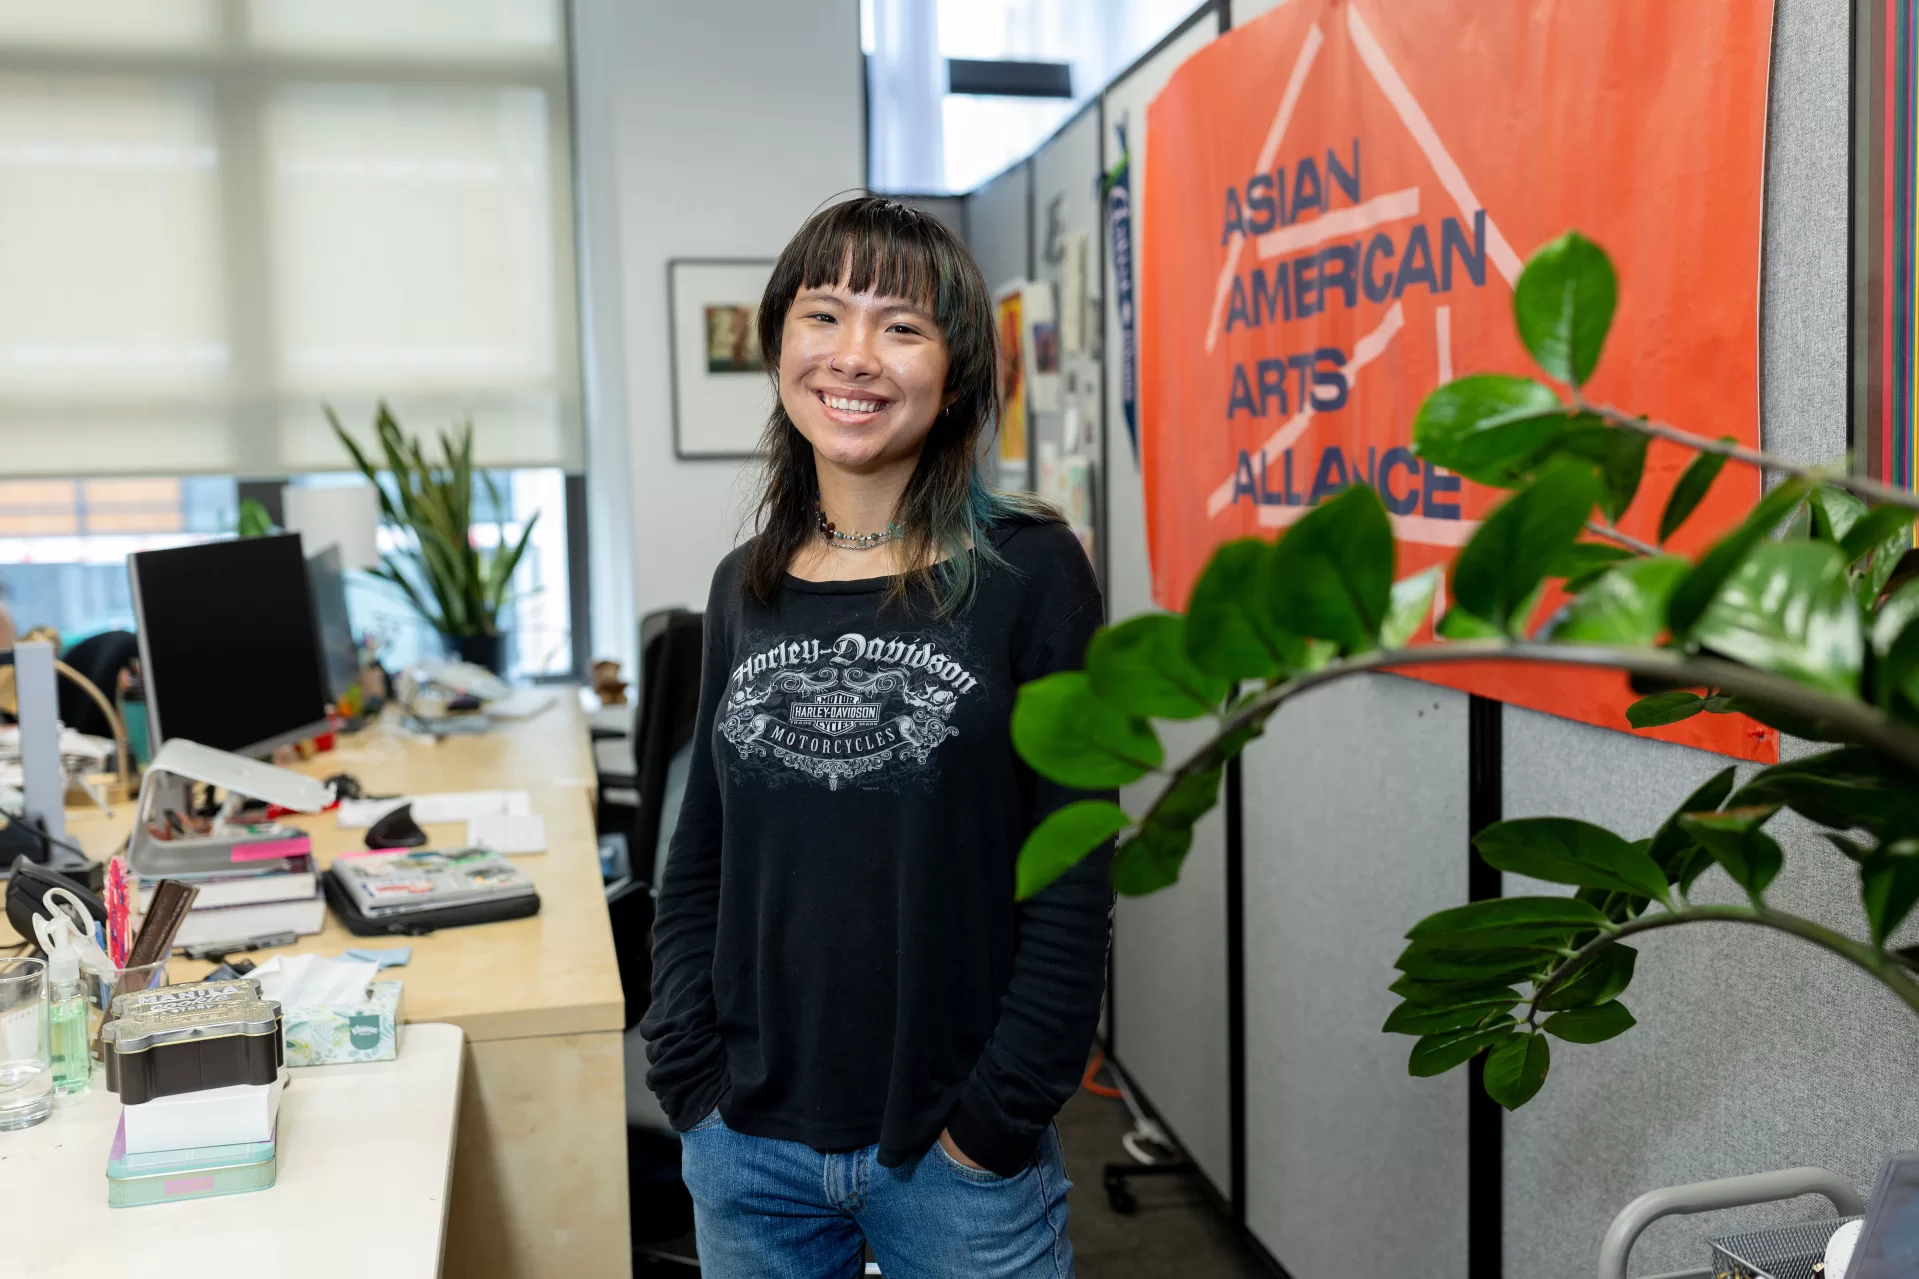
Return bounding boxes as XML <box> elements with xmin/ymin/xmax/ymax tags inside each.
<box><xmin>635</xmin><ymin>1087</ymin><xmax>1266</xmax><ymax>1277</ymax></box>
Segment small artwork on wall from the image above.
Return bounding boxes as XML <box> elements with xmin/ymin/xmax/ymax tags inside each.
<box><xmin>705</xmin><ymin>304</ymin><xmax>763</xmax><ymax>373</ymax></box>
<box><xmin>670</xmin><ymin>259</ymin><xmax>775</xmax><ymax>459</ymax></box>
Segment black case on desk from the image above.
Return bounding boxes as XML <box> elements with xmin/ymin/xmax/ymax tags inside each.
<box><xmin>323</xmin><ymin>867</ymin><xmax>541</xmax><ymax>936</ymax></box>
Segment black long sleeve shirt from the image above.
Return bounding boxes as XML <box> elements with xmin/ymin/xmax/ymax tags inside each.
<box><xmin>641</xmin><ymin>517</ymin><xmax>1114</xmax><ymax>1176</ymax></box>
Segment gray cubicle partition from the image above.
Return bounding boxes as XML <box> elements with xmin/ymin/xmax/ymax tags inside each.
<box><xmin>1028</xmin><ymin>103</ymin><xmax>1103</xmax><ymax>524</ymax></box>
<box><xmin>1501</xmin><ymin>0</ymin><xmax>1919</xmax><ymax>1272</ymax></box>
<box><xmin>1240</xmin><ymin>676</ymin><xmax>1471</xmax><ymax>1277</ymax></box>
<box><xmin>1098</xmin><ymin>5</ymin><xmax>1232</xmax><ymax>1206</ymax></box>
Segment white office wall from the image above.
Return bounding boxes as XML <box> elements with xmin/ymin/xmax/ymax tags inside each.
<box><xmin>572</xmin><ymin>0</ymin><xmax>865</xmax><ymax>625</ymax></box>
<box><xmin>1099</xmin><ymin>6</ymin><xmax>1233</xmax><ymax>1200</ymax></box>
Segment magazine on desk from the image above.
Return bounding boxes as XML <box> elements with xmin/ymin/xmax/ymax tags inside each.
<box><xmin>330</xmin><ymin>848</ymin><xmax>535</xmax><ymax>919</ymax></box>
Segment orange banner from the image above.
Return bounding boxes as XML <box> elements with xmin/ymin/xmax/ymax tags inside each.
<box><xmin>1139</xmin><ymin>0</ymin><xmax>1778</xmax><ymax>761</ymax></box>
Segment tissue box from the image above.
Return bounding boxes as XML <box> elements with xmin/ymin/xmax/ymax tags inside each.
<box><xmin>281</xmin><ymin>981</ymin><xmax>403</xmax><ymax>1067</ymax></box>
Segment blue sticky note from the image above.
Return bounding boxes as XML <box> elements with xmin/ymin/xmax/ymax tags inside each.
<box><xmin>338</xmin><ymin>946</ymin><xmax>411</xmax><ymax>969</ymax></box>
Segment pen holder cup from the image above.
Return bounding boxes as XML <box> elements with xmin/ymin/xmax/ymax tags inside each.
<box><xmin>88</xmin><ymin>961</ymin><xmax>170</xmax><ymax>1063</ymax></box>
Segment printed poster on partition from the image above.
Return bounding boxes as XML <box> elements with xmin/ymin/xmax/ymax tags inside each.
<box><xmin>1138</xmin><ymin>0</ymin><xmax>1778</xmax><ymax>761</ymax></box>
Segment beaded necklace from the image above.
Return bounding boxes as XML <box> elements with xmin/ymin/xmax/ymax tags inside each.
<box><xmin>816</xmin><ymin>501</ymin><xmax>902</xmax><ymax>551</ymax></box>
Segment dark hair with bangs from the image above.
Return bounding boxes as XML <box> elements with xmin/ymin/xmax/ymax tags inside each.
<box><xmin>742</xmin><ymin>195</ymin><xmax>1054</xmax><ymax>617</ymax></box>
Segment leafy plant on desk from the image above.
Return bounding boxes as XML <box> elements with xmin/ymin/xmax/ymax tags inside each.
<box><xmin>328</xmin><ymin>402</ymin><xmax>538</xmax><ymax>640</ymax></box>
<box><xmin>1009</xmin><ymin>231</ymin><xmax>1919</xmax><ymax>1110</ymax></box>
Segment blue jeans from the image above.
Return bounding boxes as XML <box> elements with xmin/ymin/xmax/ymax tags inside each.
<box><xmin>679</xmin><ymin>1110</ymin><xmax>1075</xmax><ymax>1279</ymax></box>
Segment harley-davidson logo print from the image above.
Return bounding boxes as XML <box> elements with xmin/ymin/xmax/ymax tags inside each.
<box><xmin>720</xmin><ymin>631</ymin><xmax>978</xmax><ymax>790</ymax></box>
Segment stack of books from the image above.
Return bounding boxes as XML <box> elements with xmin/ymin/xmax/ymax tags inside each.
<box><xmin>330</xmin><ymin>847</ymin><xmax>536</xmax><ymax>922</ymax></box>
<box><xmin>136</xmin><ymin>826</ymin><xmax>326</xmax><ymax>950</ymax></box>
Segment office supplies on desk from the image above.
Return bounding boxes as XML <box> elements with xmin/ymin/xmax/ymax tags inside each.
<box><xmin>107</xmin><ymin>1116</ymin><xmax>278</xmax><ymax>1207</ymax></box>
<box><xmin>325</xmin><ymin>848</ymin><xmax>541</xmax><ymax>936</ymax></box>
<box><xmin>140</xmin><ymin>854</ymin><xmax>318</xmax><ymax>912</ymax></box>
<box><xmin>126</xmin><ymin>879</ymin><xmax>198</xmax><ymax>971</ymax></box>
<box><xmin>5</xmin><ymin>860</ymin><xmax>103</xmax><ymax>951</ymax></box>
<box><xmin>335</xmin><ymin>789</ymin><xmax>532</xmax><ymax>829</ymax></box>
<box><xmin>254</xmin><ymin>954</ymin><xmax>402</xmax><ymax>1066</ymax></box>
<box><xmin>102</xmin><ymin>979</ymin><xmax>283</xmax><ymax>1105</ymax></box>
<box><xmin>365</xmin><ymin>802</ymin><xmax>428</xmax><ymax>849</ymax></box>
<box><xmin>172</xmin><ymin>896</ymin><xmax>325</xmax><ymax>950</ymax></box>
<box><xmin>182</xmin><ymin>930</ymin><xmax>299</xmax><ymax>961</ymax></box>
<box><xmin>467</xmin><ymin>811</ymin><xmax>547</xmax><ymax>855</ymax></box>
<box><xmin>30</xmin><ymin>886</ymin><xmax>115</xmax><ymax>1097</ymax></box>
<box><xmin>127</xmin><ymin>740</ymin><xmax>329</xmax><ymax>879</ymax></box>
<box><xmin>121</xmin><ymin>1072</ymin><xmax>284</xmax><ymax>1154</ymax></box>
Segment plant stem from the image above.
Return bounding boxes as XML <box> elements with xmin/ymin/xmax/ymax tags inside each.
<box><xmin>1135</xmin><ymin>641</ymin><xmax>1919</xmax><ymax>834</ymax></box>
<box><xmin>1528</xmin><ymin>904</ymin><xmax>1919</xmax><ymax>1021</ymax></box>
<box><xmin>1575</xmin><ymin>398</ymin><xmax>1919</xmax><ymax>514</ymax></box>
<box><xmin>1584</xmin><ymin>519</ymin><xmax>1660</xmax><ymax>557</ymax></box>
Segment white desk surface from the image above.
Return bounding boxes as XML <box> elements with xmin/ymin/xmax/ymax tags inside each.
<box><xmin>2</xmin><ymin>1022</ymin><xmax>464</xmax><ymax>1279</ymax></box>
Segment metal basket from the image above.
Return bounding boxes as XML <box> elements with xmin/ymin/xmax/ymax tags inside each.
<box><xmin>1708</xmin><ymin>1216</ymin><xmax>1862</xmax><ymax>1279</ymax></box>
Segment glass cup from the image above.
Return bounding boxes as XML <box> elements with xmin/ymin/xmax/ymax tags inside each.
<box><xmin>0</xmin><ymin>957</ymin><xmax>52</xmax><ymax>1131</ymax></box>
<box><xmin>88</xmin><ymin>960</ymin><xmax>170</xmax><ymax>1063</ymax></box>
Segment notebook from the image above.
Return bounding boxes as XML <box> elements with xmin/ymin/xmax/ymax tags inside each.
<box><xmin>330</xmin><ymin>848</ymin><xmax>536</xmax><ymax>919</ymax></box>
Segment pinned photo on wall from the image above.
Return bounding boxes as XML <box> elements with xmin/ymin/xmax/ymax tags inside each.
<box><xmin>1023</xmin><ymin>280</ymin><xmax>1062</xmax><ymax>414</ymax></box>
<box><xmin>994</xmin><ymin>282</ymin><xmax>1028</xmax><ymax>470</ymax></box>
<box><xmin>669</xmin><ymin>258</ymin><xmax>774</xmax><ymax>459</ymax></box>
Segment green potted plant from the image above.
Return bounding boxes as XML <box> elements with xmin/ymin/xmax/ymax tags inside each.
<box><xmin>328</xmin><ymin>403</ymin><xmax>537</xmax><ymax>675</ymax></box>
<box><xmin>1009</xmin><ymin>232</ymin><xmax>1919</xmax><ymax>1111</ymax></box>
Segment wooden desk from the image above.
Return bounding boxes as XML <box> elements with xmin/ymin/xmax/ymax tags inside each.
<box><xmin>45</xmin><ymin>697</ymin><xmax>631</xmax><ymax>1278</ymax></box>
<box><xmin>7</xmin><ymin>1023</ymin><xmax>465</xmax><ymax>1279</ymax></box>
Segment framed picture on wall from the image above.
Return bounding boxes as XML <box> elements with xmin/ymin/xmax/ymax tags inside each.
<box><xmin>668</xmin><ymin>258</ymin><xmax>775</xmax><ymax>459</ymax></box>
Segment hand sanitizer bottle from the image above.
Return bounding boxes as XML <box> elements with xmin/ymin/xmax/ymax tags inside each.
<box><xmin>45</xmin><ymin>934</ymin><xmax>88</xmax><ymax>1096</ymax></box>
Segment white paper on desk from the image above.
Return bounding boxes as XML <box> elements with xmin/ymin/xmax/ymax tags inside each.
<box><xmin>336</xmin><ymin>790</ymin><xmax>532</xmax><ymax>829</ymax></box>
<box><xmin>252</xmin><ymin>953</ymin><xmax>378</xmax><ymax>1008</ymax></box>
<box><xmin>467</xmin><ymin>812</ymin><xmax>547</xmax><ymax>855</ymax></box>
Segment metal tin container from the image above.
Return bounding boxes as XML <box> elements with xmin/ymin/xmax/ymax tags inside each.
<box><xmin>102</xmin><ymin>980</ymin><xmax>283</xmax><ymax>1106</ymax></box>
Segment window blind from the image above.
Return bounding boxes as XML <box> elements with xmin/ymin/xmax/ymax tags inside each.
<box><xmin>0</xmin><ymin>0</ymin><xmax>580</xmax><ymax>478</ymax></box>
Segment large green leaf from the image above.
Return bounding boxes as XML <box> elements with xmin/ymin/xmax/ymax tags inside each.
<box><xmin>1545</xmin><ymin>421</ymin><xmax>1649</xmax><ymax>524</ymax></box>
<box><xmin>1808</xmin><ymin>486</ymin><xmax>1868</xmax><ymax>547</ymax></box>
<box><xmin>1451</xmin><ymin>459</ymin><xmax>1602</xmax><ymax>636</ymax></box>
<box><xmin>1677</xmin><ymin>806</ymin><xmax>1785</xmax><ymax>900</ymax></box>
<box><xmin>1410</xmin><ymin>375</ymin><xmax>1566</xmax><ymax>487</ymax></box>
<box><xmin>1551</xmin><ymin>542</ymin><xmax>1636</xmax><ymax>593</ymax></box>
<box><xmin>1380</xmin><ymin>568</ymin><xmax>1442</xmax><ymax>649</ymax></box>
<box><xmin>1184</xmin><ymin>539</ymin><xmax>1301</xmax><ymax>682</ymax></box>
<box><xmin>1482</xmin><ymin>1032</ymin><xmax>1551</xmax><ymax>1109</ymax></box>
<box><xmin>1689</xmin><ymin>541</ymin><xmax>1864</xmax><ymax>698</ymax></box>
<box><xmin>1542</xmin><ymin>1000</ymin><xmax>1636</xmax><ymax>1044</ymax></box>
<box><xmin>1553</xmin><ymin>556</ymin><xmax>1691</xmax><ymax>646</ymax></box>
<box><xmin>1625</xmin><ymin>689</ymin><xmax>1709</xmax><ymax>728</ymax></box>
<box><xmin>1406</xmin><ymin>896</ymin><xmax>1609</xmax><ymax>949</ymax></box>
<box><xmin>1862</xmin><ymin>523</ymin><xmax>1916</xmax><ymax>606</ymax></box>
<box><xmin>1407</xmin><ymin>1022</ymin><xmax>1517</xmax><ymax>1077</ymax></box>
<box><xmin>1264</xmin><ymin>485</ymin><xmax>1395</xmax><ymax>653</ymax></box>
<box><xmin>1474</xmin><ymin>817</ymin><xmax>1671</xmax><ymax>901</ymax></box>
<box><xmin>1872</xmin><ymin>580</ymin><xmax>1919</xmax><ymax>711</ymax></box>
<box><xmin>1861</xmin><ymin>840</ymin><xmax>1919</xmax><ymax>947</ymax></box>
<box><xmin>1667</xmin><ymin>477</ymin><xmax>1813</xmax><ymax>639</ymax></box>
<box><xmin>1732</xmin><ymin>747</ymin><xmax>1919</xmax><ymax>839</ymax></box>
<box><xmin>1645</xmin><ymin>766</ymin><xmax>1738</xmax><ymax>893</ymax></box>
<box><xmin>1382</xmin><ymin>998</ymin><xmax>1521</xmax><ymax>1037</ymax></box>
<box><xmin>1110</xmin><ymin>822</ymin><xmax>1192</xmax><ymax>897</ymax></box>
<box><xmin>1016</xmin><ymin>800</ymin><xmax>1131</xmax><ymax>901</ymax></box>
<box><xmin>1087</xmin><ymin>614</ymin><xmax>1231</xmax><ymax>720</ymax></box>
<box><xmin>1658</xmin><ymin>444</ymin><xmax>1733</xmax><ymax>543</ymax></box>
<box><xmin>1537</xmin><ymin>943</ymin><xmax>1637</xmax><ymax>1011</ymax></box>
<box><xmin>1388</xmin><ymin>976</ymin><xmax>1523</xmax><ymax>1008</ymax></box>
<box><xmin>1012</xmin><ymin>672</ymin><xmax>1163</xmax><ymax>788</ymax></box>
<box><xmin>1514</xmin><ymin>231</ymin><xmax>1617</xmax><ymax>386</ymax></box>
<box><xmin>1394</xmin><ymin>942</ymin><xmax>1552</xmax><ymax>984</ymax></box>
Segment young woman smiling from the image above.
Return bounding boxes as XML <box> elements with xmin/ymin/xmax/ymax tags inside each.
<box><xmin>641</xmin><ymin>197</ymin><xmax>1113</xmax><ymax>1278</ymax></box>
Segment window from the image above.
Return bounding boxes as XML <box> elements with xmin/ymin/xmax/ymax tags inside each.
<box><xmin>0</xmin><ymin>1</ymin><xmax>581</xmax><ymax>678</ymax></box>
<box><xmin>864</xmin><ymin>0</ymin><xmax>1203</xmax><ymax>194</ymax></box>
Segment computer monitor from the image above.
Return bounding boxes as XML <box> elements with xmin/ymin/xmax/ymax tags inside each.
<box><xmin>306</xmin><ymin>544</ymin><xmax>360</xmax><ymax>703</ymax></box>
<box><xmin>128</xmin><ymin>533</ymin><xmax>332</xmax><ymax>759</ymax></box>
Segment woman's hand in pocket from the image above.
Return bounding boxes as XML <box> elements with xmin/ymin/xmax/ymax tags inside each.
<box><xmin>937</xmin><ymin>1128</ymin><xmax>986</xmax><ymax>1171</ymax></box>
